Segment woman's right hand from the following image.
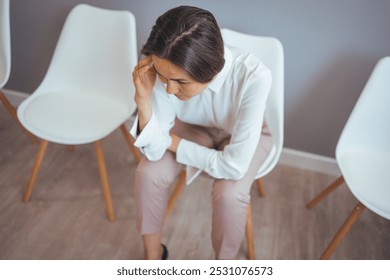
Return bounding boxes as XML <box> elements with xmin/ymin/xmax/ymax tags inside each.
<box><xmin>132</xmin><ymin>56</ymin><xmax>156</xmax><ymax>104</ymax></box>
<box><xmin>132</xmin><ymin>56</ymin><xmax>156</xmax><ymax>130</ymax></box>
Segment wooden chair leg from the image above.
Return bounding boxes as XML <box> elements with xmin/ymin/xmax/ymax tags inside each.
<box><xmin>0</xmin><ymin>90</ymin><xmax>18</xmax><ymax>119</ymax></box>
<box><xmin>306</xmin><ymin>176</ymin><xmax>345</xmax><ymax>209</ymax></box>
<box><xmin>320</xmin><ymin>202</ymin><xmax>365</xmax><ymax>259</ymax></box>
<box><xmin>256</xmin><ymin>178</ymin><xmax>265</xmax><ymax>197</ymax></box>
<box><xmin>23</xmin><ymin>140</ymin><xmax>49</xmax><ymax>202</ymax></box>
<box><xmin>119</xmin><ymin>124</ymin><xmax>142</xmax><ymax>162</ymax></box>
<box><xmin>164</xmin><ymin>170</ymin><xmax>186</xmax><ymax>222</ymax></box>
<box><xmin>95</xmin><ymin>141</ymin><xmax>115</xmax><ymax>222</ymax></box>
<box><xmin>0</xmin><ymin>90</ymin><xmax>39</xmax><ymax>144</ymax></box>
<box><xmin>246</xmin><ymin>202</ymin><xmax>256</xmax><ymax>260</ymax></box>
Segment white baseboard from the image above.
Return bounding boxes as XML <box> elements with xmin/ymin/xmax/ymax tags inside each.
<box><xmin>3</xmin><ymin>89</ymin><xmax>340</xmax><ymax>176</ymax></box>
<box><xmin>279</xmin><ymin>148</ymin><xmax>340</xmax><ymax>176</ymax></box>
<box><xmin>2</xmin><ymin>88</ymin><xmax>29</xmax><ymax>106</ymax></box>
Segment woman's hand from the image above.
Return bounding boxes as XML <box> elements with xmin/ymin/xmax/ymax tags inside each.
<box><xmin>133</xmin><ymin>56</ymin><xmax>156</xmax><ymax>103</ymax></box>
<box><xmin>132</xmin><ymin>56</ymin><xmax>156</xmax><ymax>130</ymax></box>
<box><xmin>168</xmin><ymin>132</ymin><xmax>182</xmax><ymax>153</ymax></box>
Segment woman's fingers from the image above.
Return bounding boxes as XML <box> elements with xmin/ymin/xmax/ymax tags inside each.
<box><xmin>133</xmin><ymin>64</ymin><xmax>155</xmax><ymax>86</ymax></box>
<box><xmin>135</xmin><ymin>63</ymin><xmax>153</xmax><ymax>77</ymax></box>
<box><xmin>134</xmin><ymin>56</ymin><xmax>153</xmax><ymax>70</ymax></box>
<box><xmin>133</xmin><ymin>57</ymin><xmax>155</xmax><ymax>78</ymax></box>
<box><xmin>132</xmin><ymin>56</ymin><xmax>156</xmax><ymax>96</ymax></box>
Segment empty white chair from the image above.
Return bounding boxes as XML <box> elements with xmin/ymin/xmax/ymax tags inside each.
<box><xmin>17</xmin><ymin>4</ymin><xmax>141</xmax><ymax>222</ymax></box>
<box><xmin>0</xmin><ymin>0</ymin><xmax>37</xmax><ymax>143</ymax></box>
<box><xmin>306</xmin><ymin>56</ymin><xmax>390</xmax><ymax>259</ymax></box>
<box><xmin>0</xmin><ymin>0</ymin><xmax>11</xmax><ymax>92</ymax></box>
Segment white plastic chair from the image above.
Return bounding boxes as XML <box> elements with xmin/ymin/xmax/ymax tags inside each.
<box><xmin>17</xmin><ymin>4</ymin><xmax>141</xmax><ymax>222</ymax></box>
<box><xmin>165</xmin><ymin>28</ymin><xmax>284</xmax><ymax>259</ymax></box>
<box><xmin>0</xmin><ymin>0</ymin><xmax>10</xmax><ymax>90</ymax></box>
<box><xmin>306</xmin><ymin>56</ymin><xmax>390</xmax><ymax>259</ymax></box>
<box><xmin>0</xmin><ymin>0</ymin><xmax>37</xmax><ymax>143</ymax></box>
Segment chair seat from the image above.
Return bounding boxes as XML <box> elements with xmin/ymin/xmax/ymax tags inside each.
<box><xmin>256</xmin><ymin>144</ymin><xmax>276</xmax><ymax>178</ymax></box>
<box><xmin>339</xmin><ymin>150</ymin><xmax>390</xmax><ymax>220</ymax></box>
<box><xmin>18</xmin><ymin>91</ymin><xmax>130</xmax><ymax>144</ymax></box>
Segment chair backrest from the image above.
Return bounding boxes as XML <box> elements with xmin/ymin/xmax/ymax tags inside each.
<box><xmin>221</xmin><ymin>28</ymin><xmax>284</xmax><ymax>177</ymax></box>
<box><xmin>35</xmin><ymin>4</ymin><xmax>137</xmax><ymax>113</ymax></box>
<box><xmin>336</xmin><ymin>57</ymin><xmax>390</xmax><ymax>219</ymax></box>
<box><xmin>336</xmin><ymin>57</ymin><xmax>390</xmax><ymax>155</ymax></box>
<box><xmin>0</xmin><ymin>0</ymin><xmax>11</xmax><ymax>88</ymax></box>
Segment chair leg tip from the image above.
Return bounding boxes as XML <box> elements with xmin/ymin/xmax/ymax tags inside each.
<box><xmin>108</xmin><ymin>214</ymin><xmax>115</xmax><ymax>222</ymax></box>
<box><xmin>22</xmin><ymin>195</ymin><xmax>30</xmax><ymax>203</ymax></box>
<box><xmin>305</xmin><ymin>203</ymin><xmax>314</xmax><ymax>209</ymax></box>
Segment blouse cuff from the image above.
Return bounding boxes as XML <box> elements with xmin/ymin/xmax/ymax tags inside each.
<box><xmin>130</xmin><ymin>113</ymin><xmax>158</xmax><ymax>149</ymax></box>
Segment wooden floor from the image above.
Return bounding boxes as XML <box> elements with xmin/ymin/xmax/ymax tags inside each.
<box><xmin>1</xmin><ymin>105</ymin><xmax>389</xmax><ymax>260</ymax></box>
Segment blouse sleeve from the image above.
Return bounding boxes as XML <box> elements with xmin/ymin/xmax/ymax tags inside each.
<box><xmin>175</xmin><ymin>68</ymin><xmax>272</xmax><ymax>180</ymax></box>
<box><xmin>130</xmin><ymin>80</ymin><xmax>176</xmax><ymax>161</ymax></box>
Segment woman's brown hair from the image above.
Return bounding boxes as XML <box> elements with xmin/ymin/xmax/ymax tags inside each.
<box><xmin>141</xmin><ymin>6</ymin><xmax>225</xmax><ymax>83</ymax></box>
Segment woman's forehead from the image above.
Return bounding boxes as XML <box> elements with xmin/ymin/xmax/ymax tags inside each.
<box><xmin>151</xmin><ymin>55</ymin><xmax>192</xmax><ymax>81</ymax></box>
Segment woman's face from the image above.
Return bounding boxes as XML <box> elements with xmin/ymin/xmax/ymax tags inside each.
<box><xmin>151</xmin><ymin>55</ymin><xmax>209</xmax><ymax>101</ymax></box>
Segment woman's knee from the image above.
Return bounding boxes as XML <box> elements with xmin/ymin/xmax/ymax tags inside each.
<box><xmin>135</xmin><ymin>154</ymin><xmax>181</xmax><ymax>187</ymax></box>
<box><xmin>212</xmin><ymin>181</ymin><xmax>251</xmax><ymax>209</ymax></box>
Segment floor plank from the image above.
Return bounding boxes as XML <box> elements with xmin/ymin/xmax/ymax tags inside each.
<box><xmin>1</xmin><ymin>105</ymin><xmax>389</xmax><ymax>259</ymax></box>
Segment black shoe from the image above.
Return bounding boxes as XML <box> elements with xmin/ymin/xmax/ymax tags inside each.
<box><xmin>161</xmin><ymin>244</ymin><xmax>168</xmax><ymax>260</ymax></box>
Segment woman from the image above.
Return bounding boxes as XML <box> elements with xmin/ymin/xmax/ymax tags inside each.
<box><xmin>131</xmin><ymin>5</ymin><xmax>273</xmax><ymax>260</ymax></box>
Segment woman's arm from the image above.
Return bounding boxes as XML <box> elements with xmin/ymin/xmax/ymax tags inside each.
<box><xmin>131</xmin><ymin>58</ymin><xmax>176</xmax><ymax>160</ymax></box>
<box><xmin>132</xmin><ymin>56</ymin><xmax>156</xmax><ymax>131</ymax></box>
<box><xmin>175</xmin><ymin>69</ymin><xmax>272</xmax><ymax>180</ymax></box>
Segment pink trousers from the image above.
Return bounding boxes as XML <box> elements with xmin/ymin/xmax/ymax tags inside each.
<box><xmin>134</xmin><ymin>120</ymin><xmax>273</xmax><ymax>259</ymax></box>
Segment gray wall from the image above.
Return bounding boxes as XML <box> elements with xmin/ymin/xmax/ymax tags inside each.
<box><xmin>6</xmin><ymin>0</ymin><xmax>390</xmax><ymax>157</ymax></box>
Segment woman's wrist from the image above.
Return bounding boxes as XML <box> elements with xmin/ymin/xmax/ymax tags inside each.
<box><xmin>135</xmin><ymin>91</ymin><xmax>152</xmax><ymax>107</ymax></box>
<box><xmin>169</xmin><ymin>133</ymin><xmax>181</xmax><ymax>153</ymax></box>
<box><xmin>136</xmin><ymin>95</ymin><xmax>153</xmax><ymax>131</ymax></box>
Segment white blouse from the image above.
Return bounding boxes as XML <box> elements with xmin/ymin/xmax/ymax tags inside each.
<box><xmin>130</xmin><ymin>46</ymin><xmax>272</xmax><ymax>183</ymax></box>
